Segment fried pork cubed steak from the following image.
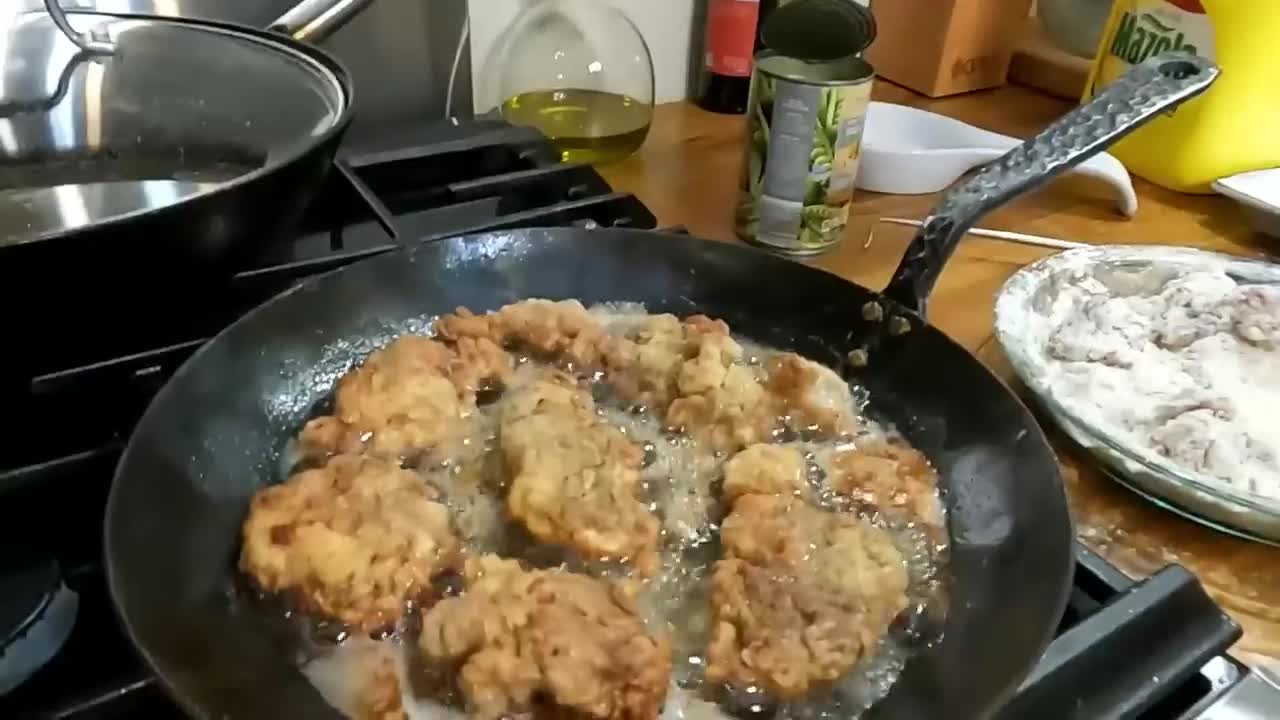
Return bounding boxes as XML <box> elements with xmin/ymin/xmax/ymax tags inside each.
<box><xmin>706</xmin><ymin>448</ymin><xmax>909</xmax><ymax>698</ymax></box>
<box><xmin>721</xmin><ymin>443</ymin><xmax>810</xmax><ymax>502</ymax></box>
<box><xmin>827</xmin><ymin>440</ymin><xmax>944</xmax><ymax>534</ymax></box>
<box><xmin>240</xmin><ymin>455</ymin><xmax>460</xmax><ymax>631</ymax></box>
<box><xmin>420</xmin><ymin>555</ymin><xmax>672</xmax><ymax>720</ymax></box>
<box><xmin>497</xmin><ymin>371</ymin><xmax>660</xmax><ymax>575</ymax></box>
<box><xmin>441</xmin><ymin>300</ymin><xmax>860</xmax><ymax>453</ymax></box>
<box><xmin>298</xmin><ymin>335</ymin><xmax>512</xmax><ymax>463</ymax></box>
<box><xmin>607</xmin><ymin>314</ymin><xmax>860</xmax><ymax>451</ymax></box>
<box><xmin>436</xmin><ymin>299</ymin><xmax>615</xmax><ymax>370</ymax></box>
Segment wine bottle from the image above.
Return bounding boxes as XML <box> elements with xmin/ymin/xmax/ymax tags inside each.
<box><xmin>696</xmin><ymin>0</ymin><xmax>776</xmax><ymax>114</ymax></box>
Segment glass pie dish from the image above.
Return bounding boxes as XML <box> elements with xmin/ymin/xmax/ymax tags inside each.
<box><xmin>994</xmin><ymin>244</ymin><xmax>1280</xmax><ymax>545</ymax></box>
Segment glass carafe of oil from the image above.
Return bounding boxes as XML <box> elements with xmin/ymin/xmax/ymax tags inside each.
<box><xmin>485</xmin><ymin>0</ymin><xmax>655</xmax><ymax>165</ymax></box>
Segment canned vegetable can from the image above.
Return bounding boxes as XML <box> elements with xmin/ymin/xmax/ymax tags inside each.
<box><xmin>736</xmin><ymin>52</ymin><xmax>874</xmax><ymax>255</ymax></box>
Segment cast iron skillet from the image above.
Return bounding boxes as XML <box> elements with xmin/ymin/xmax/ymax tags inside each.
<box><xmin>104</xmin><ymin>54</ymin><xmax>1217</xmax><ymax>719</ymax></box>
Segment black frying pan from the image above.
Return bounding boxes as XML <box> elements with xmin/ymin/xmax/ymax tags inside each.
<box><xmin>103</xmin><ymin>55</ymin><xmax>1218</xmax><ymax>719</ymax></box>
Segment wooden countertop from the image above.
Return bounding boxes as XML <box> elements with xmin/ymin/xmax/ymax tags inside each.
<box><xmin>600</xmin><ymin>86</ymin><xmax>1280</xmax><ymax>673</ymax></box>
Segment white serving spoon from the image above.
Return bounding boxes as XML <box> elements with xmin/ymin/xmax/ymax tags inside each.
<box><xmin>857</xmin><ymin>101</ymin><xmax>1139</xmax><ymax>217</ymax></box>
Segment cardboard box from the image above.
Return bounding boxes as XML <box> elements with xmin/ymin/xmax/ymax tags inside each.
<box><xmin>866</xmin><ymin>0</ymin><xmax>1035</xmax><ymax>97</ymax></box>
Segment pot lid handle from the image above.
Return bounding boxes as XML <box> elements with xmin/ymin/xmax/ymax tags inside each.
<box><xmin>43</xmin><ymin>0</ymin><xmax>116</xmax><ymax>55</ymax></box>
<box><xmin>270</xmin><ymin>0</ymin><xmax>376</xmax><ymax>44</ymax></box>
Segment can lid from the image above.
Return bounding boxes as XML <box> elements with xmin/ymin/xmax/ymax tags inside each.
<box><xmin>760</xmin><ymin>0</ymin><xmax>877</xmax><ymax>62</ymax></box>
<box><xmin>755</xmin><ymin>51</ymin><xmax>874</xmax><ymax>85</ymax></box>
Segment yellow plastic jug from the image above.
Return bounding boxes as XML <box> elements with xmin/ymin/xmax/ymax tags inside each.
<box><xmin>1084</xmin><ymin>0</ymin><xmax>1280</xmax><ymax>193</ymax></box>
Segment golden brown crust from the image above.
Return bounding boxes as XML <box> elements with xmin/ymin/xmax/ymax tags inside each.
<box><xmin>437</xmin><ymin>304</ymin><xmax>861</xmax><ymax>454</ymax></box>
<box><xmin>722</xmin><ymin>444</ymin><xmax>809</xmax><ymax>502</ymax></box>
<box><xmin>706</xmin><ymin>495</ymin><xmax>908</xmax><ymax>698</ymax></box>
<box><xmin>498</xmin><ymin>372</ymin><xmax>660</xmax><ymax>575</ymax></box>
<box><xmin>298</xmin><ymin>335</ymin><xmax>512</xmax><ymax>462</ymax></box>
<box><xmin>602</xmin><ymin>314</ymin><xmax>687</xmax><ymax>409</ymax></box>
<box><xmin>436</xmin><ymin>300</ymin><xmax>615</xmax><ymax>370</ymax></box>
<box><xmin>764</xmin><ymin>353</ymin><xmax>860</xmax><ymax>437</ymax></box>
<box><xmin>828</xmin><ymin>440</ymin><xmax>944</xmax><ymax>532</ymax></box>
<box><xmin>359</xmin><ymin>652</ymin><xmax>409</xmax><ymax>720</ymax></box>
<box><xmin>607</xmin><ymin>318</ymin><xmax>860</xmax><ymax>452</ymax></box>
<box><xmin>665</xmin><ymin>331</ymin><xmax>773</xmax><ymax>451</ymax></box>
<box><xmin>239</xmin><ymin>455</ymin><xmax>460</xmax><ymax>631</ymax></box>
<box><xmin>420</xmin><ymin>556</ymin><xmax>672</xmax><ymax>720</ymax></box>
<box><xmin>605</xmin><ymin>315</ymin><xmax>773</xmax><ymax>452</ymax></box>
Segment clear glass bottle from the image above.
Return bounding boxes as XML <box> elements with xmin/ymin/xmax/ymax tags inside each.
<box><xmin>485</xmin><ymin>0</ymin><xmax>655</xmax><ymax>165</ymax></box>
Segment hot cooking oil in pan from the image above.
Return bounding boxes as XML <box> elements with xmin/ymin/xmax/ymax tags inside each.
<box><xmin>258</xmin><ymin>305</ymin><xmax>948</xmax><ymax>720</ymax></box>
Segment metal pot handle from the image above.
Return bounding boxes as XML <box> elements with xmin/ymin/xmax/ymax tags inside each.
<box><xmin>270</xmin><ymin>0</ymin><xmax>376</xmax><ymax>44</ymax></box>
<box><xmin>881</xmin><ymin>52</ymin><xmax>1220</xmax><ymax>318</ymax></box>
<box><xmin>0</xmin><ymin>48</ymin><xmax>92</xmax><ymax>118</ymax></box>
<box><xmin>43</xmin><ymin>0</ymin><xmax>114</xmax><ymax>55</ymax></box>
<box><xmin>41</xmin><ymin>0</ymin><xmax>375</xmax><ymax>53</ymax></box>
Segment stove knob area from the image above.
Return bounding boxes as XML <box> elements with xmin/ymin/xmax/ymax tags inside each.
<box><xmin>0</xmin><ymin>557</ymin><xmax>78</xmax><ymax>695</ymax></box>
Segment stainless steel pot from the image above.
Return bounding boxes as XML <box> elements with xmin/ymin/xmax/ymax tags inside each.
<box><xmin>0</xmin><ymin>0</ymin><xmax>370</xmax><ymax>246</ymax></box>
<box><xmin>13</xmin><ymin>0</ymin><xmax>474</xmax><ymax>149</ymax></box>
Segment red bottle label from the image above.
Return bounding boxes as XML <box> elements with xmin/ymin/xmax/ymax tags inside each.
<box><xmin>706</xmin><ymin>0</ymin><xmax>761</xmax><ymax>77</ymax></box>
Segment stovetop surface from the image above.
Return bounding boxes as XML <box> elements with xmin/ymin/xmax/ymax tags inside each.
<box><xmin>0</xmin><ymin>119</ymin><xmax>1258</xmax><ymax>720</ymax></box>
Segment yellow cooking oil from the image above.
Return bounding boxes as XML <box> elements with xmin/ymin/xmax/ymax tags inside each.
<box><xmin>499</xmin><ymin>89</ymin><xmax>652</xmax><ymax>165</ymax></box>
<box><xmin>1084</xmin><ymin>0</ymin><xmax>1280</xmax><ymax>193</ymax></box>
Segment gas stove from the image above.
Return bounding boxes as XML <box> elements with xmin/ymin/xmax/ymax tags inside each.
<box><xmin>0</xmin><ymin>120</ymin><xmax>1273</xmax><ymax>719</ymax></box>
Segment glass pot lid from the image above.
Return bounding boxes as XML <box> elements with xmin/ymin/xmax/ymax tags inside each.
<box><xmin>0</xmin><ymin>1</ymin><xmax>366</xmax><ymax>246</ymax></box>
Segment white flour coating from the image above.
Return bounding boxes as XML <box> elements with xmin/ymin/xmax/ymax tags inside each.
<box><xmin>1038</xmin><ymin>264</ymin><xmax>1280</xmax><ymax>500</ymax></box>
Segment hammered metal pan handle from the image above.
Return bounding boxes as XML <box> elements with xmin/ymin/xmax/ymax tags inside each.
<box><xmin>881</xmin><ymin>52</ymin><xmax>1220</xmax><ymax>317</ymax></box>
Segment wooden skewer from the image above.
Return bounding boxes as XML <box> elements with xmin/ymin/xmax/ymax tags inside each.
<box><xmin>876</xmin><ymin>217</ymin><xmax>1091</xmax><ymax>251</ymax></box>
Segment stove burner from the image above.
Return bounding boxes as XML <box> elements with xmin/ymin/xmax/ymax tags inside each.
<box><xmin>0</xmin><ymin>119</ymin><xmax>1263</xmax><ymax>719</ymax></box>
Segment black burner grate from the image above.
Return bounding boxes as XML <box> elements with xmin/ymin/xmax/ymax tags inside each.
<box><xmin>1002</xmin><ymin>546</ymin><xmax>1243</xmax><ymax>719</ymax></box>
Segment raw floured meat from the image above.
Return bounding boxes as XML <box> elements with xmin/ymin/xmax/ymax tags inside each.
<box><xmin>1041</xmin><ymin>268</ymin><xmax>1280</xmax><ymax>500</ymax></box>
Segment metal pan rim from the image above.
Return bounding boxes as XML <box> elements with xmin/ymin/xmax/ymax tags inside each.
<box><xmin>1</xmin><ymin>11</ymin><xmax>356</xmax><ymax>249</ymax></box>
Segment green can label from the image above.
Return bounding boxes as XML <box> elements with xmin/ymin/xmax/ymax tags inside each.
<box><xmin>736</xmin><ymin>70</ymin><xmax>871</xmax><ymax>254</ymax></box>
